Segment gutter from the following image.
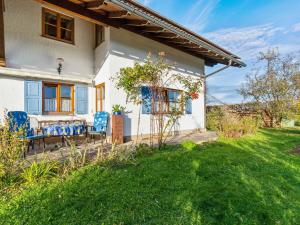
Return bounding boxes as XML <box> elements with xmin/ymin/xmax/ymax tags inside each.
<box><xmin>107</xmin><ymin>0</ymin><xmax>246</xmax><ymax>68</ymax></box>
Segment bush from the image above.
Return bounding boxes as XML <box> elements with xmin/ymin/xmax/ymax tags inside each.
<box><xmin>207</xmin><ymin>107</ymin><xmax>259</xmax><ymax>138</ymax></box>
<box><xmin>206</xmin><ymin>107</ymin><xmax>224</xmax><ymax>131</ymax></box>
<box><xmin>21</xmin><ymin>160</ymin><xmax>59</xmax><ymax>185</ymax></box>
<box><xmin>181</xmin><ymin>140</ymin><xmax>199</xmax><ymax>151</ymax></box>
<box><xmin>0</xmin><ymin>120</ymin><xmax>24</xmax><ymax>182</ymax></box>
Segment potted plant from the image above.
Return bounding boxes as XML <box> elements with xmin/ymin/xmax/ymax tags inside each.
<box><xmin>112</xmin><ymin>104</ymin><xmax>126</xmax><ymax>115</ymax></box>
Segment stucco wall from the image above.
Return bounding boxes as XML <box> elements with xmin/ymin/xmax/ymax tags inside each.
<box><xmin>0</xmin><ymin>74</ymin><xmax>95</xmax><ymax>126</ymax></box>
<box><xmin>3</xmin><ymin>0</ymin><xmax>95</xmax><ymax>78</ymax></box>
<box><xmin>107</xmin><ymin>28</ymin><xmax>205</xmax><ymax>137</ymax></box>
<box><xmin>0</xmin><ymin>76</ymin><xmax>24</xmax><ymax>119</ymax></box>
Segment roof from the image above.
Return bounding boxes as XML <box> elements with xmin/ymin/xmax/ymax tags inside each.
<box><xmin>39</xmin><ymin>0</ymin><xmax>246</xmax><ymax>67</ymax></box>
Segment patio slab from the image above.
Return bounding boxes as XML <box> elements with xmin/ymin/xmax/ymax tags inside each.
<box><xmin>26</xmin><ymin>131</ymin><xmax>218</xmax><ymax>163</ymax></box>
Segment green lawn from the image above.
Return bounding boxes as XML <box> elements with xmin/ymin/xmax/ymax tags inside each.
<box><xmin>1</xmin><ymin>129</ymin><xmax>300</xmax><ymax>225</ymax></box>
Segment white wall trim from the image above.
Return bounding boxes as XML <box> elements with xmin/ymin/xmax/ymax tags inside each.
<box><xmin>0</xmin><ymin>67</ymin><xmax>93</xmax><ymax>84</ymax></box>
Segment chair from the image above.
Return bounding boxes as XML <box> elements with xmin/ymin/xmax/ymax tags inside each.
<box><xmin>88</xmin><ymin>112</ymin><xmax>109</xmax><ymax>144</ymax></box>
<box><xmin>7</xmin><ymin>111</ymin><xmax>45</xmax><ymax>156</ymax></box>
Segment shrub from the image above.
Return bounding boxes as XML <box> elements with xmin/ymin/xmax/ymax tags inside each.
<box><xmin>21</xmin><ymin>160</ymin><xmax>59</xmax><ymax>185</ymax></box>
<box><xmin>61</xmin><ymin>138</ymin><xmax>89</xmax><ymax>176</ymax></box>
<box><xmin>0</xmin><ymin>118</ymin><xmax>24</xmax><ymax>182</ymax></box>
<box><xmin>207</xmin><ymin>107</ymin><xmax>259</xmax><ymax>138</ymax></box>
<box><xmin>206</xmin><ymin>107</ymin><xmax>224</xmax><ymax>131</ymax></box>
<box><xmin>181</xmin><ymin>140</ymin><xmax>199</xmax><ymax>151</ymax></box>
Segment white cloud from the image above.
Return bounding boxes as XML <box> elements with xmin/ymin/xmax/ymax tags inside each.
<box><xmin>293</xmin><ymin>22</ymin><xmax>300</xmax><ymax>32</ymax></box>
<box><xmin>138</xmin><ymin>0</ymin><xmax>153</xmax><ymax>6</ymax></box>
<box><xmin>204</xmin><ymin>24</ymin><xmax>285</xmax><ymax>60</ymax></box>
<box><xmin>183</xmin><ymin>0</ymin><xmax>220</xmax><ymax>32</ymax></box>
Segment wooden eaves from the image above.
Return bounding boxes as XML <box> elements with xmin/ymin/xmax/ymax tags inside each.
<box><xmin>36</xmin><ymin>0</ymin><xmax>246</xmax><ymax>68</ymax></box>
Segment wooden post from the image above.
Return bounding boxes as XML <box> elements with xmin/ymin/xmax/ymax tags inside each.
<box><xmin>0</xmin><ymin>0</ymin><xmax>5</xmax><ymax>67</ymax></box>
<box><xmin>112</xmin><ymin>115</ymin><xmax>124</xmax><ymax>144</ymax></box>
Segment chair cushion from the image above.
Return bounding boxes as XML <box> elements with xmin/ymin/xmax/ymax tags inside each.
<box><xmin>43</xmin><ymin>124</ymin><xmax>86</xmax><ymax>137</ymax></box>
<box><xmin>94</xmin><ymin>112</ymin><xmax>108</xmax><ymax>132</ymax></box>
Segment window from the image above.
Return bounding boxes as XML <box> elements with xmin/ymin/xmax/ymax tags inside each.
<box><xmin>95</xmin><ymin>25</ymin><xmax>105</xmax><ymax>47</ymax></box>
<box><xmin>42</xmin><ymin>8</ymin><xmax>74</xmax><ymax>44</ymax></box>
<box><xmin>142</xmin><ymin>87</ymin><xmax>183</xmax><ymax>114</ymax></box>
<box><xmin>168</xmin><ymin>90</ymin><xmax>182</xmax><ymax>112</ymax></box>
<box><xmin>43</xmin><ymin>83</ymin><xmax>74</xmax><ymax>114</ymax></box>
<box><xmin>96</xmin><ymin>83</ymin><xmax>105</xmax><ymax>112</ymax></box>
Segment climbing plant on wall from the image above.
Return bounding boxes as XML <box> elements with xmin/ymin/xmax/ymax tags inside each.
<box><xmin>114</xmin><ymin>53</ymin><xmax>203</xmax><ymax>148</ymax></box>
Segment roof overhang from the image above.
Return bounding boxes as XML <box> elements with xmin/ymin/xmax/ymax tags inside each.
<box><xmin>36</xmin><ymin>0</ymin><xmax>246</xmax><ymax>68</ymax></box>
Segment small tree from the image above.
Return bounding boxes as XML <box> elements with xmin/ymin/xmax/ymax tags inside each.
<box><xmin>114</xmin><ymin>53</ymin><xmax>202</xmax><ymax>148</ymax></box>
<box><xmin>240</xmin><ymin>49</ymin><xmax>300</xmax><ymax>127</ymax></box>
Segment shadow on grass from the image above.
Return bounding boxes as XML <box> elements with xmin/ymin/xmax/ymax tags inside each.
<box><xmin>1</xmin><ymin>129</ymin><xmax>300</xmax><ymax>224</ymax></box>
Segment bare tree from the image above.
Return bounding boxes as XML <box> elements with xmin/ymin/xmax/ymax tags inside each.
<box><xmin>240</xmin><ymin>49</ymin><xmax>300</xmax><ymax>127</ymax></box>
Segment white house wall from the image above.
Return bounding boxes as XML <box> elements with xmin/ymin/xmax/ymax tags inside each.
<box><xmin>0</xmin><ymin>76</ymin><xmax>24</xmax><ymax>122</ymax></box>
<box><xmin>4</xmin><ymin>0</ymin><xmax>94</xmax><ymax>78</ymax></box>
<box><xmin>108</xmin><ymin>28</ymin><xmax>205</xmax><ymax>137</ymax></box>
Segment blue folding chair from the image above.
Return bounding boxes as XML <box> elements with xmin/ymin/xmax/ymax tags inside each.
<box><xmin>87</xmin><ymin>112</ymin><xmax>109</xmax><ymax>144</ymax></box>
<box><xmin>7</xmin><ymin>111</ymin><xmax>45</xmax><ymax>156</ymax></box>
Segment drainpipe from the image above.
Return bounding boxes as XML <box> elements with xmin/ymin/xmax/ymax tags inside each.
<box><xmin>202</xmin><ymin>60</ymin><xmax>232</xmax><ymax>131</ymax></box>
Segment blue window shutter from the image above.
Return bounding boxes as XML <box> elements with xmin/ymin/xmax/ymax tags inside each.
<box><xmin>24</xmin><ymin>80</ymin><xmax>42</xmax><ymax>115</ymax></box>
<box><xmin>76</xmin><ymin>85</ymin><xmax>88</xmax><ymax>115</ymax></box>
<box><xmin>141</xmin><ymin>86</ymin><xmax>152</xmax><ymax>114</ymax></box>
<box><xmin>186</xmin><ymin>98</ymin><xmax>192</xmax><ymax>114</ymax></box>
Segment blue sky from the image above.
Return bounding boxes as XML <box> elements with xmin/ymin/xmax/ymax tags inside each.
<box><xmin>138</xmin><ymin>0</ymin><xmax>300</xmax><ymax>104</ymax></box>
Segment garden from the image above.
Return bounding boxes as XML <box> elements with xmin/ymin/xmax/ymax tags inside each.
<box><xmin>1</xmin><ymin>128</ymin><xmax>300</xmax><ymax>224</ymax></box>
<box><xmin>0</xmin><ymin>50</ymin><xmax>299</xmax><ymax>224</ymax></box>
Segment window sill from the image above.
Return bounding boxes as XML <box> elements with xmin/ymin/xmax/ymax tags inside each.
<box><xmin>43</xmin><ymin>112</ymin><xmax>75</xmax><ymax>116</ymax></box>
<box><xmin>41</xmin><ymin>34</ymin><xmax>75</xmax><ymax>45</ymax></box>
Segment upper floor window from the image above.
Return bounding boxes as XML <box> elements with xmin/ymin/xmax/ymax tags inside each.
<box><xmin>95</xmin><ymin>25</ymin><xmax>105</xmax><ymax>48</ymax></box>
<box><xmin>42</xmin><ymin>8</ymin><xmax>74</xmax><ymax>44</ymax></box>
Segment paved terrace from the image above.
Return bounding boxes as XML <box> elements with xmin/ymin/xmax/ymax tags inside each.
<box><xmin>26</xmin><ymin>131</ymin><xmax>218</xmax><ymax>163</ymax></box>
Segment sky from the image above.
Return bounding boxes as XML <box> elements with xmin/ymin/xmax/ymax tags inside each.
<box><xmin>138</xmin><ymin>0</ymin><xmax>300</xmax><ymax>104</ymax></box>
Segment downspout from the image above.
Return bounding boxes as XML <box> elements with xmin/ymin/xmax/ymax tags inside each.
<box><xmin>202</xmin><ymin>60</ymin><xmax>232</xmax><ymax>131</ymax></box>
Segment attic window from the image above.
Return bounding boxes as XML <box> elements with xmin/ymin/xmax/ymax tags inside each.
<box><xmin>95</xmin><ymin>25</ymin><xmax>105</xmax><ymax>48</ymax></box>
<box><xmin>42</xmin><ymin>8</ymin><xmax>74</xmax><ymax>44</ymax></box>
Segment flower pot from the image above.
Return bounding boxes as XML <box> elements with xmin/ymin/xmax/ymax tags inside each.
<box><xmin>113</xmin><ymin>111</ymin><xmax>122</xmax><ymax>115</ymax></box>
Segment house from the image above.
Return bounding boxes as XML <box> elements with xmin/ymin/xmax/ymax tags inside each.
<box><xmin>0</xmin><ymin>0</ymin><xmax>245</xmax><ymax>140</ymax></box>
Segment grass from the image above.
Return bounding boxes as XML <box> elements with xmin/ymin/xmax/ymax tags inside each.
<box><xmin>1</xmin><ymin>128</ymin><xmax>300</xmax><ymax>225</ymax></box>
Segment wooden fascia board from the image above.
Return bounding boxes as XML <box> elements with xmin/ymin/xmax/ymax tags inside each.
<box><xmin>36</xmin><ymin>0</ymin><xmax>120</xmax><ymax>27</ymax></box>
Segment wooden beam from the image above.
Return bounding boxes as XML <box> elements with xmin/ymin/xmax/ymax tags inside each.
<box><xmin>155</xmin><ymin>32</ymin><xmax>178</xmax><ymax>39</ymax></box>
<box><xmin>126</xmin><ymin>19</ymin><xmax>150</xmax><ymax>26</ymax></box>
<box><xmin>108</xmin><ymin>10</ymin><xmax>130</xmax><ymax>18</ymax></box>
<box><xmin>0</xmin><ymin>0</ymin><xmax>5</xmax><ymax>67</ymax></box>
<box><xmin>123</xmin><ymin>25</ymin><xmax>217</xmax><ymax>66</ymax></box>
<box><xmin>36</xmin><ymin>0</ymin><xmax>119</xmax><ymax>27</ymax></box>
<box><xmin>141</xmin><ymin>26</ymin><xmax>165</xmax><ymax>33</ymax></box>
<box><xmin>168</xmin><ymin>40</ymin><xmax>190</xmax><ymax>44</ymax></box>
<box><xmin>85</xmin><ymin>0</ymin><xmax>105</xmax><ymax>9</ymax></box>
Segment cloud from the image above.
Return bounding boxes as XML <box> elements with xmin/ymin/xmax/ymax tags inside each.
<box><xmin>207</xmin><ymin>85</ymin><xmax>243</xmax><ymax>105</ymax></box>
<box><xmin>183</xmin><ymin>0</ymin><xmax>220</xmax><ymax>32</ymax></box>
<box><xmin>293</xmin><ymin>22</ymin><xmax>300</xmax><ymax>32</ymax></box>
<box><xmin>205</xmin><ymin>23</ymin><xmax>300</xmax><ymax>104</ymax></box>
<box><xmin>138</xmin><ymin>0</ymin><xmax>153</xmax><ymax>6</ymax></box>
<box><xmin>204</xmin><ymin>24</ymin><xmax>284</xmax><ymax>60</ymax></box>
